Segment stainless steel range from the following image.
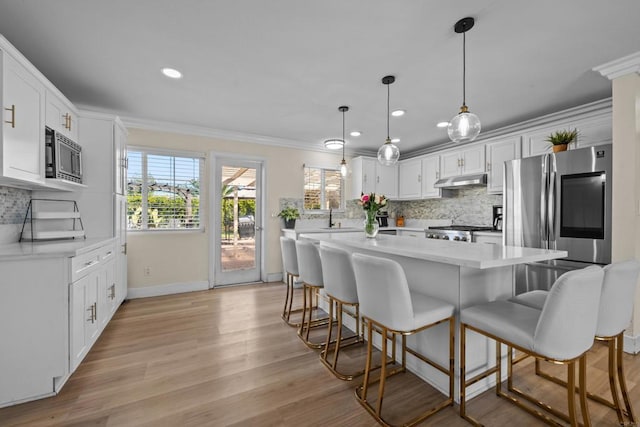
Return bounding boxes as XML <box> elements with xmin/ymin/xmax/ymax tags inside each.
<box><xmin>425</xmin><ymin>225</ymin><xmax>493</xmax><ymax>242</ymax></box>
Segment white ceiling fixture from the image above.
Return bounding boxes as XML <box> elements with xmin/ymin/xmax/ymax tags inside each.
<box><xmin>391</xmin><ymin>138</ymin><xmax>400</xmax><ymax>143</ymax></box>
<box><xmin>323</xmin><ymin>138</ymin><xmax>344</xmax><ymax>150</ymax></box>
<box><xmin>447</xmin><ymin>17</ymin><xmax>481</xmax><ymax>143</ymax></box>
<box><xmin>377</xmin><ymin>75</ymin><xmax>400</xmax><ymax>166</ymax></box>
<box><xmin>161</xmin><ymin>67</ymin><xmax>183</xmax><ymax>79</ymax></box>
<box><xmin>350</xmin><ymin>131</ymin><xmax>361</xmax><ymax>137</ymax></box>
<box><xmin>391</xmin><ymin>109</ymin><xmax>405</xmax><ymax>117</ymax></box>
<box><xmin>437</xmin><ymin>121</ymin><xmax>450</xmax><ymax>128</ymax></box>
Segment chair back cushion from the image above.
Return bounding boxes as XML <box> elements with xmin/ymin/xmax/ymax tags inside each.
<box><xmin>597</xmin><ymin>259</ymin><xmax>640</xmax><ymax>337</ymax></box>
<box><xmin>534</xmin><ymin>265</ymin><xmax>603</xmax><ymax>360</ymax></box>
<box><xmin>319</xmin><ymin>245</ymin><xmax>358</xmax><ymax>303</ymax></box>
<box><xmin>280</xmin><ymin>237</ymin><xmax>299</xmax><ymax>276</ymax></box>
<box><xmin>295</xmin><ymin>240</ymin><xmax>323</xmax><ymax>287</ymax></box>
<box><xmin>351</xmin><ymin>253</ymin><xmax>414</xmax><ymax>330</ymax></box>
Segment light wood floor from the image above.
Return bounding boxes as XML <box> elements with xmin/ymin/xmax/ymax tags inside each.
<box><xmin>1</xmin><ymin>282</ymin><xmax>638</xmax><ymax>426</ymax></box>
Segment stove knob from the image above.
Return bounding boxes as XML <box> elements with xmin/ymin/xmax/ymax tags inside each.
<box><xmin>453</xmin><ymin>236</ymin><xmax>460</xmax><ymax>241</ymax></box>
<box><xmin>442</xmin><ymin>235</ymin><xmax>450</xmax><ymax>240</ymax></box>
<box><xmin>461</xmin><ymin>236</ymin><xmax>468</xmax><ymax>242</ymax></box>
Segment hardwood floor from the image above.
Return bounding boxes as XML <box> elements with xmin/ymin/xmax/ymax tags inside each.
<box><xmin>1</xmin><ymin>282</ymin><xmax>638</xmax><ymax>426</ymax></box>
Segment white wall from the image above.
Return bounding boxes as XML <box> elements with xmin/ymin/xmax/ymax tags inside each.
<box><xmin>126</xmin><ymin>128</ymin><xmax>350</xmax><ymax>291</ymax></box>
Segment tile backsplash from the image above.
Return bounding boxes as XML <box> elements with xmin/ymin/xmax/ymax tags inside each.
<box><xmin>280</xmin><ymin>187</ymin><xmax>501</xmax><ymax>227</ymax></box>
<box><xmin>0</xmin><ymin>186</ymin><xmax>31</xmax><ymax>224</ymax></box>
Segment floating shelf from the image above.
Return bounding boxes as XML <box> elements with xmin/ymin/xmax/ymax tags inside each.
<box><xmin>20</xmin><ymin>199</ymin><xmax>86</xmax><ymax>242</ymax></box>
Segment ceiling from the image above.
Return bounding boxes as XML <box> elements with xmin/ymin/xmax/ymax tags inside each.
<box><xmin>1</xmin><ymin>0</ymin><xmax>639</xmax><ymax>157</ymax></box>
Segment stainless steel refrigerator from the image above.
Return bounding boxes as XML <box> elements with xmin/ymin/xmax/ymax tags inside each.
<box><xmin>504</xmin><ymin>144</ymin><xmax>612</xmax><ymax>294</ymax></box>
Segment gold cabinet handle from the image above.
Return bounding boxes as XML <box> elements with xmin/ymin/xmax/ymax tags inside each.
<box><xmin>4</xmin><ymin>105</ymin><xmax>15</xmax><ymax>128</ymax></box>
<box><xmin>93</xmin><ymin>303</ymin><xmax>98</xmax><ymax>322</ymax></box>
<box><xmin>87</xmin><ymin>304</ymin><xmax>95</xmax><ymax>323</ymax></box>
<box><xmin>122</xmin><ymin>243</ymin><xmax>127</xmax><ymax>255</ymax></box>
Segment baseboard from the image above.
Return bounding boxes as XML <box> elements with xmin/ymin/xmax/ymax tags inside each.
<box><xmin>624</xmin><ymin>332</ymin><xmax>640</xmax><ymax>354</ymax></box>
<box><xmin>266</xmin><ymin>272</ymin><xmax>283</xmax><ymax>283</ymax></box>
<box><xmin>127</xmin><ymin>281</ymin><xmax>210</xmax><ymax>299</ymax></box>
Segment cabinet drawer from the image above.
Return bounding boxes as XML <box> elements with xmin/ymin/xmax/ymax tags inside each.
<box><xmin>71</xmin><ymin>250</ymin><xmax>101</xmax><ymax>282</ymax></box>
<box><xmin>100</xmin><ymin>243</ymin><xmax>116</xmax><ymax>263</ymax></box>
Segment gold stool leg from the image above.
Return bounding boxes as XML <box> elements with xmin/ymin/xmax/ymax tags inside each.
<box><xmin>616</xmin><ymin>333</ymin><xmax>636</xmax><ymax>423</ymax></box>
<box><xmin>579</xmin><ymin>354</ymin><xmax>592</xmax><ymax>427</ymax></box>
<box><xmin>376</xmin><ymin>326</ymin><xmax>388</xmax><ymax>418</ymax></box>
<box><xmin>567</xmin><ymin>360</ymin><xmax>578</xmax><ymax>427</ymax></box>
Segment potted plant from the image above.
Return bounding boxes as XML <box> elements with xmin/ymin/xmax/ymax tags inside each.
<box><xmin>278</xmin><ymin>206</ymin><xmax>300</xmax><ymax>229</ymax></box>
<box><xmin>546</xmin><ymin>128</ymin><xmax>578</xmax><ymax>153</ymax></box>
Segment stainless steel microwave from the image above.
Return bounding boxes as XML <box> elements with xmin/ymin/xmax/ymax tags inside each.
<box><xmin>45</xmin><ymin>126</ymin><xmax>83</xmax><ymax>183</ymax></box>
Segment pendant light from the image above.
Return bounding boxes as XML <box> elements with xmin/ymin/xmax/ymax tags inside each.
<box><xmin>377</xmin><ymin>75</ymin><xmax>400</xmax><ymax>166</ymax></box>
<box><xmin>447</xmin><ymin>17</ymin><xmax>481</xmax><ymax>143</ymax></box>
<box><xmin>338</xmin><ymin>105</ymin><xmax>349</xmax><ymax>177</ymax></box>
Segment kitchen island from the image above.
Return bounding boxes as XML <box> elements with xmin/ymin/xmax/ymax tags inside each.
<box><xmin>299</xmin><ymin>232</ymin><xmax>567</xmax><ymax>401</ymax></box>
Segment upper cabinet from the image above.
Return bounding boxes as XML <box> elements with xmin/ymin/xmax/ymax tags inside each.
<box><xmin>46</xmin><ymin>89</ymin><xmax>79</xmax><ymax>142</ymax></box>
<box><xmin>1</xmin><ymin>51</ymin><xmax>45</xmax><ymax>185</ymax></box>
<box><xmin>114</xmin><ymin>119</ymin><xmax>127</xmax><ymax>195</ymax></box>
<box><xmin>440</xmin><ymin>145</ymin><xmax>485</xmax><ymax>178</ymax></box>
<box><xmin>485</xmin><ymin>136</ymin><xmax>521</xmax><ymax>194</ymax></box>
<box><xmin>397</xmin><ymin>154</ymin><xmax>443</xmax><ymax>199</ymax></box>
<box><xmin>351</xmin><ymin>156</ymin><xmax>398</xmax><ymax>199</ymax></box>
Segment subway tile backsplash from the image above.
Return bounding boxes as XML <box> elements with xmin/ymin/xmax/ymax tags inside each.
<box><xmin>0</xmin><ymin>186</ymin><xmax>31</xmax><ymax>224</ymax></box>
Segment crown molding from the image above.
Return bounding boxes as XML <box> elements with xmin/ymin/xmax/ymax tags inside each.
<box><xmin>593</xmin><ymin>51</ymin><xmax>640</xmax><ymax>80</ymax></box>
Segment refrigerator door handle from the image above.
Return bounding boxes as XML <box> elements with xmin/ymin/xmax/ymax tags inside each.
<box><xmin>540</xmin><ymin>167</ymin><xmax>548</xmax><ymax>248</ymax></box>
<box><xmin>548</xmin><ymin>171</ymin><xmax>556</xmax><ymax>242</ymax></box>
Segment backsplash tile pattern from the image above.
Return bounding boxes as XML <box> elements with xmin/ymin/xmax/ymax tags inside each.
<box><xmin>280</xmin><ymin>187</ymin><xmax>501</xmax><ymax>227</ymax></box>
<box><xmin>0</xmin><ymin>186</ymin><xmax>31</xmax><ymax>224</ymax></box>
<box><xmin>390</xmin><ymin>187</ymin><xmax>502</xmax><ymax>226</ymax></box>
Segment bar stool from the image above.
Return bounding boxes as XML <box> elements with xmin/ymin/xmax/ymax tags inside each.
<box><xmin>296</xmin><ymin>239</ymin><xmax>330</xmax><ymax>349</ymax></box>
<box><xmin>508</xmin><ymin>259</ymin><xmax>640</xmax><ymax>425</ymax></box>
<box><xmin>280</xmin><ymin>237</ymin><xmax>303</xmax><ymax>327</ymax></box>
<box><xmin>318</xmin><ymin>245</ymin><xmax>364</xmax><ymax>380</ymax></box>
<box><xmin>459</xmin><ymin>265</ymin><xmax>604</xmax><ymax>426</ymax></box>
<box><xmin>351</xmin><ymin>253</ymin><xmax>455</xmax><ymax>426</ymax></box>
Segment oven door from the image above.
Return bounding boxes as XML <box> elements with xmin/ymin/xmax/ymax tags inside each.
<box><xmin>550</xmin><ymin>145</ymin><xmax>611</xmax><ymax>264</ymax></box>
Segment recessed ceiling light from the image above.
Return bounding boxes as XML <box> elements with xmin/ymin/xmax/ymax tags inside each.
<box><xmin>391</xmin><ymin>138</ymin><xmax>400</xmax><ymax>143</ymax></box>
<box><xmin>324</xmin><ymin>139</ymin><xmax>344</xmax><ymax>150</ymax></box>
<box><xmin>161</xmin><ymin>67</ymin><xmax>183</xmax><ymax>79</ymax></box>
<box><xmin>437</xmin><ymin>121</ymin><xmax>450</xmax><ymax>128</ymax></box>
<box><xmin>391</xmin><ymin>109</ymin><xmax>405</xmax><ymax>117</ymax></box>
<box><xmin>350</xmin><ymin>131</ymin><xmax>361</xmax><ymax>137</ymax></box>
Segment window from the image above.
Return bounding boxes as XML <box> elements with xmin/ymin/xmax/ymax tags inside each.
<box><xmin>303</xmin><ymin>165</ymin><xmax>344</xmax><ymax>211</ymax></box>
<box><xmin>127</xmin><ymin>148</ymin><xmax>204</xmax><ymax>230</ymax></box>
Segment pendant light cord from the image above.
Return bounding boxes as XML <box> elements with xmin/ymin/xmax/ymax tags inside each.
<box><xmin>341</xmin><ymin>109</ymin><xmax>346</xmax><ymax>160</ymax></box>
<box><xmin>386</xmin><ymin>82</ymin><xmax>390</xmax><ymax>139</ymax></box>
<box><xmin>462</xmin><ymin>30</ymin><xmax>466</xmax><ymax>107</ymax></box>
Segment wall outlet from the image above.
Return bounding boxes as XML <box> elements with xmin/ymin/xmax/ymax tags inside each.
<box><xmin>144</xmin><ymin>266</ymin><xmax>151</xmax><ymax>276</ymax></box>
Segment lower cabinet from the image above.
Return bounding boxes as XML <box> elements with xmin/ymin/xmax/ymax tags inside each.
<box><xmin>69</xmin><ymin>240</ymin><xmax>119</xmax><ymax>373</ymax></box>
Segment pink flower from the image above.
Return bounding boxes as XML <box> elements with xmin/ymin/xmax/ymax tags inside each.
<box><xmin>361</xmin><ymin>194</ymin><xmax>369</xmax><ymax>203</ymax></box>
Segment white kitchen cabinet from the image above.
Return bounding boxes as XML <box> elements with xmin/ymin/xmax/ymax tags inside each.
<box><xmin>115</xmin><ymin>194</ymin><xmax>128</xmax><ymax>302</ymax></box>
<box><xmin>114</xmin><ymin>120</ymin><xmax>127</xmax><ymax>195</ymax></box>
<box><xmin>421</xmin><ymin>155</ymin><xmax>442</xmax><ymax>199</ymax></box>
<box><xmin>485</xmin><ymin>136</ymin><xmax>521</xmax><ymax>194</ymax></box>
<box><xmin>45</xmin><ymin>89</ymin><xmax>78</xmax><ymax>142</ymax></box>
<box><xmin>0</xmin><ymin>257</ymin><xmax>67</xmax><ymax>407</ymax></box>
<box><xmin>351</xmin><ymin>156</ymin><xmax>398</xmax><ymax>199</ymax></box>
<box><xmin>473</xmin><ymin>232</ymin><xmax>503</xmax><ymax>245</ymax></box>
<box><xmin>398</xmin><ymin>158</ymin><xmax>421</xmax><ymax>199</ymax></box>
<box><xmin>440</xmin><ymin>145</ymin><xmax>485</xmax><ymax>178</ymax></box>
<box><xmin>70</xmin><ymin>271</ymin><xmax>99</xmax><ymax>372</ymax></box>
<box><xmin>1</xmin><ymin>50</ymin><xmax>45</xmax><ymax>185</ymax></box>
<box><xmin>571</xmin><ymin>114</ymin><xmax>612</xmax><ymax>148</ymax></box>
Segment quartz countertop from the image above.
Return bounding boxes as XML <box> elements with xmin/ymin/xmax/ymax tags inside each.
<box><xmin>299</xmin><ymin>232</ymin><xmax>567</xmax><ymax>269</ymax></box>
<box><xmin>0</xmin><ymin>237</ymin><xmax>116</xmax><ymax>260</ymax></box>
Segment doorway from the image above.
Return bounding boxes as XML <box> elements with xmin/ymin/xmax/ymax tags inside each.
<box><xmin>212</xmin><ymin>157</ymin><xmax>263</xmax><ymax>286</ymax></box>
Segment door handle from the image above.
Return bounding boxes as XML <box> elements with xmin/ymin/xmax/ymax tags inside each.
<box><xmin>255</xmin><ymin>225</ymin><xmax>263</xmax><ymax>231</ymax></box>
<box><xmin>548</xmin><ymin>171</ymin><xmax>556</xmax><ymax>242</ymax></box>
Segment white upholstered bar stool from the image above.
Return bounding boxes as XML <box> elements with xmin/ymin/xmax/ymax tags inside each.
<box><xmin>295</xmin><ymin>239</ymin><xmax>330</xmax><ymax>349</ymax></box>
<box><xmin>351</xmin><ymin>253</ymin><xmax>455</xmax><ymax>426</ymax></box>
<box><xmin>459</xmin><ymin>265</ymin><xmax>604</xmax><ymax>427</ymax></box>
<box><xmin>318</xmin><ymin>245</ymin><xmax>364</xmax><ymax>380</ymax></box>
<box><xmin>509</xmin><ymin>259</ymin><xmax>640</xmax><ymax>425</ymax></box>
<box><xmin>280</xmin><ymin>237</ymin><xmax>303</xmax><ymax>327</ymax></box>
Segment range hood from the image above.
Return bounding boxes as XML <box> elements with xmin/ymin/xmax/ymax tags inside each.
<box><xmin>433</xmin><ymin>173</ymin><xmax>487</xmax><ymax>189</ymax></box>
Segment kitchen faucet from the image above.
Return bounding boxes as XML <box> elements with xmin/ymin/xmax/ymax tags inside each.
<box><xmin>328</xmin><ymin>208</ymin><xmax>334</xmax><ymax>228</ymax></box>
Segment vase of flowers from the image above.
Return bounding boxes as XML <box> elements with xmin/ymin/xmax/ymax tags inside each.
<box><xmin>359</xmin><ymin>192</ymin><xmax>387</xmax><ymax>238</ymax></box>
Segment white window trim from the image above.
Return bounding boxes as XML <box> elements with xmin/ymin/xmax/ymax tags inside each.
<box><xmin>127</xmin><ymin>147</ymin><xmax>205</xmax><ymax>232</ymax></box>
<box><xmin>303</xmin><ymin>163</ymin><xmax>345</xmax><ymax>214</ymax></box>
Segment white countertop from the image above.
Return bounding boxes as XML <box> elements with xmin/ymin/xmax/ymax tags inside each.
<box><xmin>0</xmin><ymin>237</ymin><xmax>116</xmax><ymax>260</ymax></box>
<box><xmin>299</xmin><ymin>232</ymin><xmax>567</xmax><ymax>269</ymax></box>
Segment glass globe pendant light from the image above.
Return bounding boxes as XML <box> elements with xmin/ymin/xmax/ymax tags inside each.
<box><xmin>447</xmin><ymin>17</ymin><xmax>481</xmax><ymax>143</ymax></box>
<box><xmin>377</xmin><ymin>75</ymin><xmax>400</xmax><ymax>166</ymax></box>
<box><xmin>338</xmin><ymin>105</ymin><xmax>349</xmax><ymax>177</ymax></box>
